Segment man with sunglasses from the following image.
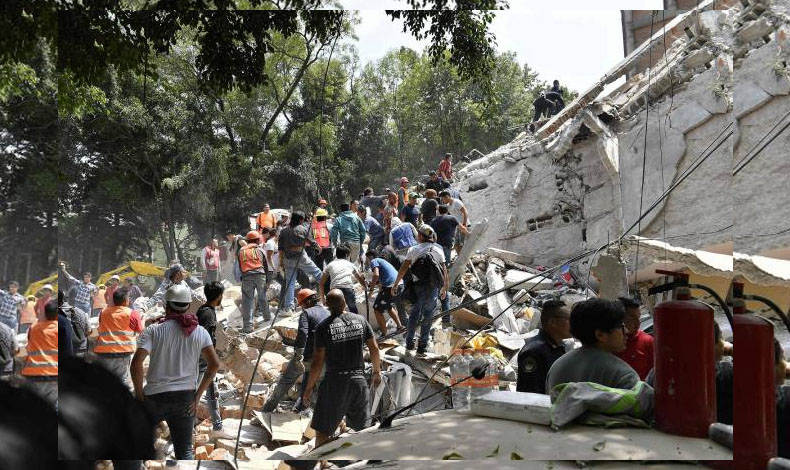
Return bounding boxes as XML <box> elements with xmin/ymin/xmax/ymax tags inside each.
<box><xmin>546</xmin><ymin>298</ymin><xmax>639</xmax><ymax>392</ymax></box>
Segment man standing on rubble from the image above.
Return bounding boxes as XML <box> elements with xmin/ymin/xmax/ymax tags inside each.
<box><xmin>302</xmin><ymin>289</ymin><xmax>381</xmax><ymax>448</ymax></box>
<box><xmin>94</xmin><ymin>288</ymin><xmax>143</xmax><ymax>386</ymax></box>
<box><xmin>392</xmin><ymin>225</ymin><xmax>448</xmax><ymax>356</ymax></box>
<box><xmin>59</xmin><ymin>264</ymin><xmax>97</xmax><ymax>319</ymax></box>
<box><xmin>546</xmin><ymin>298</ymin><xmax>639</xmax><ymax>392</ymax></box>
<box><xmin>201</xmin><ymin>238</ymin><xmax>221</xmax><ymax>284</ymax></box>
<box><xmin>256</xmin><ymin>203</ymin><xmax>278</xmax><ymax>231</ymax></box>
<box><xmin>262</xmin><ymin>288</ymin><xmax>330</xmax><ymax>413</ymax></box>
<box><xmin>399</xmin><ymin>193</ymin><xmax>421</xmax><ymax>226</ymax></box>
<box><xmin>431</xmin><ymin>204</ymin><xmax>467</xmax><ymax>264</ymax></box>
<box><xmin>142</xmin><ymin>264</ymin><xmax>205</xmax><ymax>313</ymax></box>
<box><xmin>614</xmin><ymin>297</ymin><xmax>654</xmax><ymax>380</ymax></box>
<box><xmin>425</xmin><ymin>171</ymin><xmax>449</xmax><ymax>194</ymax></box>
<box><xmin>279</xmin><ymin>210</ymin><xmax>324</xmax><ymax>313</ymax></box>
<box><xmin>330</xmin><ymin>203</ymin><xmax>367</xmax><ymax>267</ymax></box>
<box><xmin>517</xmin><ymin>300</ymin><xmax>571</xmax><ymax>394</ymax></box>
<box><xmin>195</xmin><ymin>281</ymin><xmax>234</xmax><ymax>439</ymax></box>
<box><xmin>357</xmin><ymin>205</ymin><xmax>385</xmax><ymax>254</ymax></box>
<box><xmin>319</xmin><ymin>243</ymin><xmax>367</xmax><ymax>315</ymax></box>
<box><xmin>438</xmin><ymin>153</ymin><xmax>453</xmax><ymax>182</ymax></box>
<box><xmin>131</xmin><ymin>284</ymin><xmax>220</xmax><ymax>460</ymax></box>
<box><xmin>238</xmin><ymin>230</ymin><xmax>271</xmax><ymax>333</ymax></box>
<box><xmin>439</xmin><ymin>190</ymin><xmax>469</xmax><ymax>256</ymax></box>
<box><xmin>360</xmin><ymin>187</ymin><xmax>387</xmax><ymax>215</ymax></box>
<box><xmin>420</xmin><ymin>189</ymin><xmax>439</xmax><ymax>225</ymax></box>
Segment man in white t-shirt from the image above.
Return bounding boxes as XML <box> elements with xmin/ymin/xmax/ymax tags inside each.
<box><xmin>318</xmin><ymin>243</ymin><xmax>366</xmax><ymax>315</ymax></box>
<box><xmin>130</xmin><ymin>284</ymin><xmax>220</xmax><ymax>460</ymax></box>
<box><xmin>439</xmin><ymin>190</ymin><xmax>469</xmax><ymax>254</ymax></box>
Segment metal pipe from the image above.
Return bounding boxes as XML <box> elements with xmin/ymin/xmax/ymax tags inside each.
<box><xmin>743</xmin><ymin>293</ymin><xmax>790</xmax><ymax>336</ymax></box>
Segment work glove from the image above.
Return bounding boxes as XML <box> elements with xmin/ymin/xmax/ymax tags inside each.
<box><xmin>285</xmin><ymin>348</ymin><xmax>305</xmax><ymax>376</ymax></box>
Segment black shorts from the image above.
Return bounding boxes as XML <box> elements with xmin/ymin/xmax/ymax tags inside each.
<box><xmin>311</xmin><ymin>373</ymin><xmax>369</xmax><ymax>436</ymax></box>
<box><xmin>373</xmin><ymin>286</ymin><xmax>398</xmax><ymax>312</ymax></box>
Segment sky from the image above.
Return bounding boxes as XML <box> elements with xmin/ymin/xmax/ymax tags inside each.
<box><xmin>339</xmin><ymin>1</ymin><xmax>663</xmax><ymax>93</ymax></box>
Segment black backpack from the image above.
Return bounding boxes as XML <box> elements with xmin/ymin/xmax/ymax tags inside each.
<box><xmin>408</xmin><ymin>249</ymin><xmax>445</xmax><ymax>289</ymax></box>
<box><xmin>62</xmin><ymin>306</ymin><xmax>86</xmax><ymax>351</ymax></box>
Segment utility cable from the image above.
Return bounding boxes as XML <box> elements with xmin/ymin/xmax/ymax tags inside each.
<box><xmin>732</xmin><ymin>108</ymin><xmax>790</xmax><ymax>176</ymax></box>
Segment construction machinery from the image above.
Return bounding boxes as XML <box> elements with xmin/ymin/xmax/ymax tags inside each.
<box><xmin>96</xmin><ymin>261</ymin><xmax>167</xmax><ymax>286</ymax></box>
<box><xmin>24</xmin><ymin>273</ymin><xmax>58</xmax><ymax>297</ymax></box>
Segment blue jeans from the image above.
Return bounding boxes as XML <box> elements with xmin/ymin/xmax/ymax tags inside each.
<box><xmin>198</xmin><ymin>371</ymin><xmax>223</xmax><ymax>430</ymax></box>
<box><xmin>282</xmin><ymin>252</ymin><xmax>322</xmax><ymax>311</ymax></box>
<box><xmin>369</xmin><ymin>234</ymin><xmax>384</xmax><ymax>252</ymax></box>
<box><xmin>241</xmin><ymin>273</ymin><xmax>270</xmax><ymax>330</ymax></box>
<box><xmin>405</xmin><ymin>284</ymin><xmax>439</xmax><ymax>351</ymax></box>
<box><xmin>74</xmin><ymin>301</ymin><xmax>91</xmax><ymax>318</ymax></box>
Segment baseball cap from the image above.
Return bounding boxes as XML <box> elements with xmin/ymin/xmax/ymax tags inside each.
<box><xmin>417</xmin><ymin>224</ymin><xmax>436</xmax><ymax>241</ymax></box>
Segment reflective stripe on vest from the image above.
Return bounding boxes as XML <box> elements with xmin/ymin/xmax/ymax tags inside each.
<box><xmin>391</xmin><ymin>224</ymin><xmax>417</xmax><ymax>250</ymax></box>
<box><xmin>313</xmin><ymin>221</ymin><xmax>331</xmax><ymax>248</ymax></box>
<box><xmin>22</xmin><ymin>320</ymin><xmax>58</xmax><ymax>377</ymax></box>
<box><xmin>95</xmin><ymin>306</ymin><xmax>137</xmax><ymax>354</ymax></box>
<box><xmin>238</xmin><ymin>244</ymin><xmax>265</xmax><ymax>273</ymax></box>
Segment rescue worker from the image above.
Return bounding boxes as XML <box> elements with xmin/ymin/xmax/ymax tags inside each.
<box><xmin>365</xmin><ymin>250</ymin><xmax>403</xmax><ymax>337</ymax></box>
<box><xmin>94</xmin><ymin>287</ymin><xmax>143</xmax><ymax>387</ymax></box>
<box><xmin>516</xmin><ymin>300</ymin><xmax>571</xmax><ymax>394</ymax></box>
<box><xmin>256</xmin><ymin>203</ymin><xmax>278</xmax><ymax>230</ymax></box>
<box><xmin>391</xmin><ymin>225</ymin><xmax>448</xmax><ymax>356</ymax></box>
<box><xmin>278</xmin><ymin>211</ymin><xmax>323</xmax><ymax>313</ymax></box>
<box><xmin>142</xmin><ymin>264</ymin><xmax>205</xmax><ymax>313</ymax></box>
<box><xmin>311</xmin><ymin>208</ymin><xmax>334</xmax><ymax>270</ymax></box>
<box><xmin>388</xmin><ymin>216</ymin><xmax>418</xmax><ymax>262</ymax></box>
<box><xmin>546</xmin><ymin>298</ymin><xmax>639</xmax><ymax>392</ymax></box>
<box><xmin>319</xmin><ymin>243</ymin><xmax>367</xmax><ymax>315</ymax></box>
<box><xmin>397</xmin><ymin>177</ymin><xmax>410</xmax><ymax>212</ymax></box>
<box><xmin>131</xmin><ymin>284</ymin><xmax>220</xmax><ymax>460</ymax></box>
<box><xmin>614</xmin><ymin>297</ymin><xmax>654</xmax><ymax>379</ymax></box>
<box><xmin>302</xmin><ymin>289</ymin><xmax>382</xmax><ymax>448</ymax></box>
<box><xmin>262</xmin><ymin>289</ymin><xmax>330</xmax><ymax>413</ymax></box>
<box><xmin>22</xmin><ymin>300</ymin><xmax>59</xmax><ymax>406</ymax></box>
<box><xmin>330</xmin><ymin>203</ymin><xmax>366</xmax><ymax>267</ymax></box>
<box><xmin>439</xmin><ymin>189</ymin><xmax>469</xmax><ymax>256</ymax></box>
<box><xmin>238</xmin><ymin>230</ymin><xmax>270</xmax><ymax>333</ymax></box>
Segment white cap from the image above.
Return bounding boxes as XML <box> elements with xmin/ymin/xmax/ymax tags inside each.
<box><xmin>42</xmin><ymin>284</ymin><xmax>53</xmax><ymax>291</ymax></box>
<box><xmin>110</xmin><ymin>275</ymin><xmax>121</xmax><ymax>281</ymax></box>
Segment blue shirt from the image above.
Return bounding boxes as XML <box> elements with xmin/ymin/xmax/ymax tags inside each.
<box><xmin>370</xmin><ymin>258</ymin><xmax>398</xmax><ymax>287</ymax></box>
<box><xmin>399</xmin><ymin>204</ymin><xmax>420</xmax><ymax>225</ymax></box>
<box><xmin>363</xmin><ymin>215</ymin><xmax>384</xmax><ymax>238</ymax></box>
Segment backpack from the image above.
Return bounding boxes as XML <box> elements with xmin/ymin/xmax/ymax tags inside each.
<box><xmin>408</xmin><ymin>248</ymin><xmax>445</xmax><ymax>289</ymax></box>
<box><xmin>62</xmin><ymin>306</ymin><xmax>87</xmax><ymax>351</ymax></box>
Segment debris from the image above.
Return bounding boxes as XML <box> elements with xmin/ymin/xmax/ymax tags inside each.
<box><xmin>485</xmin><ymin>261</ymin><xmax>520</xmax><ymax>333</ymax></box>
<box><xmin>451</xmin><ymin>307</ymin><xmax>490</xmax><ymax>330</ymax></box>
<box><xmin>470</xmin><ymin>390</ymin><xmax>552</xmax><ymax>426</ymax></box>
<box><xmin>503</xmin><ymin>269</ymin><xmax>554</xmax><ymax>290</ymax></box>
<box><xmin>254</xmin><ymin>410</ymin><xmax>312</xmax><ymax>443</ymax></box>
<box><xmin>486</xmin><ymin>248</ymin><xmax>532</xmax><ymax>267</ymax></box>
<box><xmin>448</xmin><ymin>218</ymin><xmax>489</xmax><ymax>285</ymax></box>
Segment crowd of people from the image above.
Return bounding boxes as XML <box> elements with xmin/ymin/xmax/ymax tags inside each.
<box><xmin>1</xmin><ymin>148</ymin><xmax>788</xmax><ymax>465</ymax></box>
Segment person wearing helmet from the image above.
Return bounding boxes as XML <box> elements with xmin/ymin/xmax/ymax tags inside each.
<box><xmin>391</xmin><ymin>224</ymin><xmax>448</xmax><ymax>356</ymax></box>
<box><xmin>310</xmin><ymin>208</ymin><xmax>334</xmax><ymax>271</ymax></box>
<box><xmin>142</xmin><ymin>264</ymin><xmax>205</xmax><ymax>313</ymax></box>
<box><xmin>131</xmin><ymin>284</ymin><xmax>220</xmax><ymax>460</ymax></box>
<box><xmin>238</xmin><ymin>229</ymin><xmax>271</xmax><ymax>333</ymax></box>
<box><xmin>262</xmin><ymin>288</ymin><xmax>330</xmax><ymax>413</ymax></box>
<box><xmin>397</xmin><ymin>177</ymin><xmax>410</xmax><ymax>212</ymax></box>
<box><xmin>278</xmin><ymin>211</ymin><xmax>324</xmax><ymax>312</ymax></box>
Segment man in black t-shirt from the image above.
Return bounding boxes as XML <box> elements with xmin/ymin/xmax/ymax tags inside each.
<box><xmin>420</xmin><ymin>189</ymin><xmax>439</xmax><ymax>225</ymax></box>
<box><xmin>195</xmin><ymin>281</ymin><xmax>232</xmax><ymax>439</ymax></box>
<box><xmin>303</xmin><ymin>289</ymin><xmax>381</xmax><ymax>448</ymax></box>
<box><xmin>430</xmin><ymin>204</ymin><xmax>467</xmax><ymax>264</ymax></box>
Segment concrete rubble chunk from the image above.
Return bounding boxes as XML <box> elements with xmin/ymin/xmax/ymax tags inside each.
<box><xmin>448</xmin><ymin>218</ymin><xmax>489</xmax><ymax>285</ymax></box>
<box><xmin>503</xmin><ymin>269</ymin><xmax>554</xmax><ymax>290</ymax></box>
<box><xmin>245</xmin><ymin>329</ymin><xmax>286</xmax><ymax>353</ymax></box>
<box><xmin>486</xmin><ymin>247</ymin><xmax>533</xmax><ymax>267</ymax></box>
<box><xmin>486</xmin><ymin>263</ymin><xmax>520</xmax><ymax>334</ymax></box>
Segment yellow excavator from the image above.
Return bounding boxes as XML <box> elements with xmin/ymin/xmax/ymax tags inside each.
<box><xmin>96</xmin><ymin>261</ymin><xmax>167</xmax><ymax>286</ymax></box>
<box><xmin>24</xmin><ymin>273</ymin><xmax>58</xmax><ymax>297</ymax></box>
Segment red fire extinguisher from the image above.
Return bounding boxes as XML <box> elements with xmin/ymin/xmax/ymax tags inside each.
<box><xmin>730</xmin><ymin>286</ymin><xmax>777</xmax><ymax>470</ymax></box>
<box><xmin>653</xmin><ymin>283</ymin><xmax>716</xmax><ymax>437</ymax></box>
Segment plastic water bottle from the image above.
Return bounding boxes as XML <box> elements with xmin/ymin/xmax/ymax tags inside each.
<box><xmin>449</xmin><ymin>349</ymin><xmax>470</xmax><ymax>410</ymax></box>
<box><xmin>469</xmin><ymin>349</ymin><xmax>489</xmax><ymax>401</ymax></box>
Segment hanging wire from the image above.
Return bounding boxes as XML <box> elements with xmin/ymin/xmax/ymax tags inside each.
<box><xmin>633</xmin><ymin>11</ymin><xmax>656</xmax><ymax>295</ymax></box>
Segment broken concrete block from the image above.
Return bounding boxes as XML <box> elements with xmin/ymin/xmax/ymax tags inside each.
<box><xmin>194</xmin><ymin>433</ymin><xmax>210</xmax><ymax>446</ymax></box>
<box><xmin>503</xmin><ymin>270</ymin><xmax>554</xmax><ymax>290</ymax></box>
<box><xmin>195</xmin><ymin>445</ymin><xmax>209</xmax><ymax>460</ymax></box>
<box><xmin>451</xmin><ymin>308</ymin><xmax>490</xmax><ymax>330</ymax></box>
<box><xmin>261</xmin><ymin>351</ymin><xmax>288</xmax><ymax>370</ymax></box>
<box><xmin>486</xmin><ymin>247</ymin><xmax>532</xmax><ymax>266</ymax></box>
<box><xmin>487</xmin><ymin>264</ymin><xmax>520</xmax><ymax>333</ymax></box>
<box><xmin>209</xmin><ymin>448</ymin><xmax>229</xmax><ymax>460</ymax></box>
<box><xmin>245</xmin><ymin>329</ymin><xmax>286</xmax><ymax>352</ymax></box>
<box><xmin>462</xmin><ymin>289</ymin><xmax>488</xmax><ymax>315</ymax></box>
<box><xmin>220</xmin><ymin>404</ymin><xmax>244</xmax><ymax>420</ymax></box>
<box><xmin>204</xmin><ymin>443</ymin><xmax>215</xmax><ymax>455</ymax></box>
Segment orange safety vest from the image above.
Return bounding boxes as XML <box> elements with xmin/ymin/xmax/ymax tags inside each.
<box><xmin>94</xmin><ymin>305</ymin><xmax>136</xmax><ymax>354</ymax></box>
<box><xmin>238</xmin><ymin>243</ymin><xmax>266</xmax><ymax>273</ymax></box>
<box><xmin>257</xmin><ymin>211</ymin><xmax>277</xmax><ymax>229</ymax></box>
<box><xmin>22</xmin><ymin>320</ymin><xmax>58</xmax><ymax>377</ymax></box>
<box><xmin>313</xmin><ymin>220</ymin><xmax>331</xmax><ymax>248</ymax></box>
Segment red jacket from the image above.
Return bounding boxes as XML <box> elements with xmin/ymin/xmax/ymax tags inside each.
<box><xmin>615</xmin><ymin>330</ymin><xmax>654</xmax><ymax>379</ymax></box>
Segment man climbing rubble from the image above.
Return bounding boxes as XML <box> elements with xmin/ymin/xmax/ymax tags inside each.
<box><xmin>365</xmin><ymin>250</ymin><xmax>403</xmax><ymax>337</ymax></box>
<box><xmin>94</xmin><ymin>287</ymin><xmax>143</xmax><ymax>387</ymax></box>
<box><xmin>131</xmin><ymin>284</ymin><xmax>220</xmax><ymax>460</ymax></box>
<box><xmin>302</xmin><ymin>289</ymin><xmax>381</xmax><ymax>448</ymax></box>
<box><xmin>319</xmin><ymin>243</ymin><xmax>367</xmax><ymax>315</ymax></box>
<box><xmin>388</xmin><ymin>216</ymin><xmax>418</xmax><ymax>263</ymax></box>
<box><xmin>279</xmin><ymin>210</ymin><xmax>324</xmax><ymax>313</ymax></box>
<box><xmin>439</xmin><ymin>189</ymin><xmax>469</xmax><ymax>256</ymax></box>
<box><xmin>546</xmin><ymin>298</ymin><xmax>639</xmax><ymax>392</ymax></box>
<box><xmin>238</xmin><ymin>230</ymin><xmax>271</xmax><ymax>334</ymax></box>
<box><xmin>195</xmin><ymin>281</ymin><xmax>234</xmax><ymax>439</ymax></box>
<box><xmin>357</xmin><ymin>205</ymin><xmax>385</xmax><ymax>254</ymax></box>
<box><xmin>392</xmin><ymin>224</ymin><xmax>448</xmax><ymax>356</ymax></box>
<box><xmin>262</xmin><ymin>288</ymin><xmax>330</xmax><ymax>413</ymax></box>
<box><xmin>142</xmin><ymin>264</ymin><xmax>205</xmax><ymax>313</ymax></box>
<box><xmin>516</xmin><ymin>300</ymin><xmax>571</xmax><ymax>394</ymax></box>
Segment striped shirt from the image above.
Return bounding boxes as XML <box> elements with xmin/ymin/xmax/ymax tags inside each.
<box><xmin>0</xmin><ymin>290</ymin><xmax>24</xmax><ymax>324</ymax></box>
<box><xmin>63</xmin><ymin>271</ymin><xmax>97</xmax><ymax>306</ymax></box>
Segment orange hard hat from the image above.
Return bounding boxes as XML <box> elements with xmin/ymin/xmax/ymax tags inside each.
<box><xmin>246</xmin><ymin>230</ymin><xmax>262</xmax><ymax>241</ymax></box>
<box><xmin>297</xmin><ymin>288</ymin><xmax>317</xmax><ymax>306</ymax></box>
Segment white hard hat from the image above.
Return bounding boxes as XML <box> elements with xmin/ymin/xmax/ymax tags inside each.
<box><xmin>42</xmin><ymin>284</ymin><xmax>53</xmax><ymax>291</ymax></box>
<box><xmin>110</xmin><ymin>275</ymin><xmax>121</xmax><ymax>281</ymax></box>
<box><xmin>164</xmin><ymin>284</ymin><xmax>192</xmax><ymax>311</ymax></box>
